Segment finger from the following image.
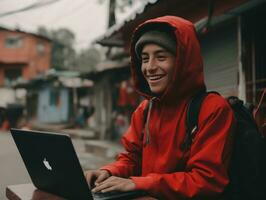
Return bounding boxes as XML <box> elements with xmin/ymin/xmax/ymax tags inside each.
<box><xmin>85</xmin><ymin>171</ymin><xmax>100</xmax><ymax>188</ymax></box>
<box><xmin>96</xmin><ymin>176</ymin><xmax>118</xmax><ymax>187</ymax></box>
<box><xmin>85</xmin><ymin>172</ymin><xmax>93</xmax><ymax>185</ymax></box>
<box><xmin>101</xmin><ymin>179</ymin><xmax>135</xmax><ymax>192</ymax></box>
<box><xmin>92</xmin><ymin>181</ymin><xmax>116</xmax><ymax>193</ymax></box>
<box><xmin>95</xmin><ymin>174</ymin><xmax>107</xmax><ymax>185</ymax></box>
<box><xmin>101</xmin><ymin>185</ymin><xmax>118</xmax><ymax>193</ymax></box>
<box><xmin>95</xmin><ymin>173</ymin><xmax>111</xmax><ymax>185</ymax></box>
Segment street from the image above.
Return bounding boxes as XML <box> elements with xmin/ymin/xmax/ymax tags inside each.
<box><xmin>0</xmin><ymin>131</ymin><xmax>30</xmax><ymax>200</ymax></box>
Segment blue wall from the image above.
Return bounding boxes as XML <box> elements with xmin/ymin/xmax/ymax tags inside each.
<box><xmin>37</xmin><ymin>87</ymin><xmax>70</xmax><ymax>123</ymax></box>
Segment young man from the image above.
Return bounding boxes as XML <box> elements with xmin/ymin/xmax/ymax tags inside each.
<box><xmin>85</xmin><ymin>16</ymin><xmax>235</xmax><ymax>199</ymax></box>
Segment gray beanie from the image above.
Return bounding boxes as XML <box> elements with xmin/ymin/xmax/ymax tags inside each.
<box><xmin>135</xmin><ymin>30</ymin><xmax>176</xmax><ymax>58</ymax></box>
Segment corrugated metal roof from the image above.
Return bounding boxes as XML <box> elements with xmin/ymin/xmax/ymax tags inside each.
<box><xmin>95</xmin><ymin>0</ymin><xmax>259</xmax><ymax>46</ymax></box>
<box><xmin>95</xmin><ymin>0</ymin><xmax>159</xmax><ymax>46</ymax></box>
<box><xmin>94</xmin><ymin>57</ymin><xmax>130</xmax><ymax>72</ymax></box>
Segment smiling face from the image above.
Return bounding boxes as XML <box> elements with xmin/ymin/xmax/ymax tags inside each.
<box><xmin>141</xmin><ymin>43</ymin><xmax>176</xmax><ymax>95</ymax></box>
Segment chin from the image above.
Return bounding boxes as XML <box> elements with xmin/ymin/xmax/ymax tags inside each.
<box><xmin>150</xmin><ymin>89</ymin><xmax>163</xmax><ymax>96</ymax></box>
<box><xmin>149</xmin><ymin>85</ymin><xmax>167</xmax><ymax>96</ymax></box>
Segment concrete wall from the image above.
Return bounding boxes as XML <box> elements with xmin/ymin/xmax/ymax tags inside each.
<box><xmin>0</xmin><ymin>88</ymin><xmax>16</xmax><ymax>107</ymax></box>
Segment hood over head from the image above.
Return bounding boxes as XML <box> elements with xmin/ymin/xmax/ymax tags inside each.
<box><xmin>135</xmin><ymin>30</ymin><xmax>177</xmax><ymax>59</ymax></box>
<box><xmin>130</xmin><ymin>16</ymin><xmax>206</xmax><ymax>104</ymax></box>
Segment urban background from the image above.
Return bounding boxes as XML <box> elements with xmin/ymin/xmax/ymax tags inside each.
<box><xmin>0</xmin><ymin>0</ymin><xmax>266</xmax><ymax>199</ymax></box>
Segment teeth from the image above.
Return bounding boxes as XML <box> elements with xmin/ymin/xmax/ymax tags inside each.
<box><xmin>149</xmin><ymin>75</ymin><xmax>163</xmax><ymax>81</ymax></box>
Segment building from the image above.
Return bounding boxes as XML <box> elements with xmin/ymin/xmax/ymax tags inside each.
<box><xmin>0</xmin><ymin>27</ymin><xmax>52</xmax><ymax>128</ymax></box>
<box><xmin>0</xmin><ymin>27</ymin><xmax>52</xmax><ymax>86</ymax></box>
<box><xmin>83</xmin><ymin>57</ymin><xmax>137</xmax><ymax>139</ymax></box>
<box><xmin>14</xmin><ymin>70</ymin><xmax>94</xmax><ymax>129</ymax></box>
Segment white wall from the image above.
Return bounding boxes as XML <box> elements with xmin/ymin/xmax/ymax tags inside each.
<box><xmin>0</xmin><ymin>88</ymin><xmax>16</xmax><ymax>107</ymax></box>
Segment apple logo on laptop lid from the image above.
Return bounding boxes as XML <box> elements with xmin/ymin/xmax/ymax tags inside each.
<box><xmin>43</xmin><ymin>158</ymin><xmax>52</xmax><ymax>171</ymax></box>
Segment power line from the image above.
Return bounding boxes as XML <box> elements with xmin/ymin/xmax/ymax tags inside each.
<box><xmin>49</xmin><ymin>0</ymin><xmax>89</xmax><ymax>25</ymax></box>
<box><xmin>0</xmin><ymin>0</ymin><xmax>62</xmax><ymax>18</ymax></box>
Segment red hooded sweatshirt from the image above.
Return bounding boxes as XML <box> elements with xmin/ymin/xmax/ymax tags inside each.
<box><xmin>101</xmin><ymin>16</ymin><xmax>235</xmax><ymax>200</ymax></box>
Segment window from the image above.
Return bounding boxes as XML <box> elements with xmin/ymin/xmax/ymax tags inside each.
<box><xmin>5</xmin><ymin>35</ymin><xmax>23</xmax><ymax>48</ymax></box>
<box><xmin>4</xmin><ymin>68</ymin><xmax>22</xmax><ymax>87</ymax></box>
<box><xmin>36</xmin><ymin>42</ymin><xmax>45</xmax><ymax>55</ymax></box>
<box><xmin>49</xmin><ymin>89</ymin><xmax>61</xmax><ymax>107</ymax></box>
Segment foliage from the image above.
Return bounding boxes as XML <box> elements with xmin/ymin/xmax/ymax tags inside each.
<box><xmin>76</xmin><ymin>47</ymin><xmax>101</xmax><ymax>72</ymax></box>
<box><xmin>37</xmin><ymin>26</ymin><xmax>101</xmax><ymax>71</ymax></box>
<box><xmin>37</xmin><ymin>26</ymin><xmax>76</xmax><ymax>70</ymax></box>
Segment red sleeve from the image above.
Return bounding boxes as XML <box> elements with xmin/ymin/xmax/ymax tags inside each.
<box><xmin>100</xmin><ymin>101</ymin><xmax>147</xmax><ymax>177</ymax></box>
<box><xmin>130</xmin><ymin>97</ymin><xmax>235</xmax><ymax>199</ymax></box>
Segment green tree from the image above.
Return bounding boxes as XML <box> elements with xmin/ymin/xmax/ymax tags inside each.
<box><xmin>37</xmin><ymin>26</ymin><xmax>76</xmax><ymax>70</ymax></box>
<box><xmin>76</xmin><ymin>47</ymin><xmax>101</xmax><ymax>72</ymax></box>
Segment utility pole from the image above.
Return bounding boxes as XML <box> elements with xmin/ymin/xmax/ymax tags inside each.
<box><xmin>108</xmin><ymin>0</ymin><xmax>116</xmax><ymax>28</ymax></box>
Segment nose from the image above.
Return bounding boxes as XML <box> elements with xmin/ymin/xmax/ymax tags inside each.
<box><xmin>146</xmin><ymin>57</ymin><xmax>157</xmax><ymax>71</ymax></box>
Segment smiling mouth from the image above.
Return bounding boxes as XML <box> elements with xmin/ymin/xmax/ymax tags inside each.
<box><xmin>147</xmin><ymin>74</ymin><xmax>165</xmax><ymax>82</ymax></box>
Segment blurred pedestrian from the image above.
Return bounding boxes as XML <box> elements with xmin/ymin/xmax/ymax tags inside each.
<box><xmin>0</xmin><ymin>107</ymin><xmax>10</xmax><ymax>130</ymax></box>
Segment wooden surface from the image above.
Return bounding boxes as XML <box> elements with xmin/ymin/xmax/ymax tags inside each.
<box><xmin>6</xmin><ymin>184</ymin><xmax>65</xmax><ymax>200</ymax></box>
<box><xmin>6</xmin><ymin>183</ymin><xmax>156</xmax><ymax>200</ymax></box>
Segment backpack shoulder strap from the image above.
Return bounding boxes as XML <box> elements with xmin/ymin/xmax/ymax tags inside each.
<box><xmin>181</xmin><ymin>91</ymin><xmax>220</xmax><ymax>151</ymax></box>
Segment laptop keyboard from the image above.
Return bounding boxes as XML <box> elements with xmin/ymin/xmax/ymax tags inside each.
<box><xmin>92</xmin><ymin>190</ymin><xmax>120</xmax><ymax>198</ymax></box>
<box><xmin>92</xmin><ymin>190</ymin><xmax>147</xmax><ymax>200</ymax></box>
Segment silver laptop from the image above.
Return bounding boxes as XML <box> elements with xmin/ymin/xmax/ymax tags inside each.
<box><xmin>10</xmin><ymin>128</ymin><xmax>146</xmax><ymax>200</ymax></box>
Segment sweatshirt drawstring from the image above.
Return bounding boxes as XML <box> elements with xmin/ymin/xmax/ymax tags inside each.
<box><xmin>145</xmin><ymin>97</ymin><xmax>156</xmax><ymax>146</ymax></box>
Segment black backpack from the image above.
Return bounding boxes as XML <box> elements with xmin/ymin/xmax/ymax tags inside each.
<box><xmin>143</xmin><ymin>91</ymin><xmax>266</xmax><ymax>199</ymax></box>
<box><xmin>183</xmin><ymin>92</ymin><xmax>266</xmax><ymax>200</ymax></box>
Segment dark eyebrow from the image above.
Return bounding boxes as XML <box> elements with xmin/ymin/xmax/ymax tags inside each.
<box><xmin>141</xmin><ymin>52</ymin><xmax>149</xmax><ymax>57</ymax></box>
<box><xmin>154</xmin><ymin>50</ymin><xmax>168</xmax><ymax>55</ymax></box>
<box><xmin>141</xmin><ymin>49</ymin><xmax>168</xmax><ymax>56</ymax></box>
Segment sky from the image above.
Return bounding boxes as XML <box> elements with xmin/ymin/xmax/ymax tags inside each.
<box><xmin>0</xmin><ymin>0</ymin><xmax>146</xmax><ymax>51</ymax></box>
